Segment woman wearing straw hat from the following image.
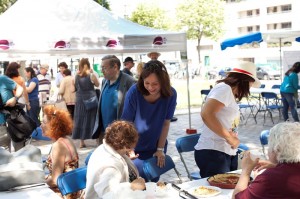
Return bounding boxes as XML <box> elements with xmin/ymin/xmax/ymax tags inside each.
<box><xmin>194</xmin><ymin>61</ymin><xmax>261</xmax><ymax>178</ymax></box>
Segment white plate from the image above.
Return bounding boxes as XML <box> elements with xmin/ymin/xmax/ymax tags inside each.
<box><xmin>187</xmin><ymin>185</ymin><xmax>222</xmax><ymax>198</ymax></box>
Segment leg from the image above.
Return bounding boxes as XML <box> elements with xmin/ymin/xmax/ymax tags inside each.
<box><xmin>0</xmin><ymin>126</ymin><xmax>11</xmax><ymax>152</ymax></box>
<box><xmin>80</xmin><ymin>139</ymin><xmax>86</xmax><ymax>148</ymax></box>
<box><xmin>283</xmin><ymin>93</ymin><xmax>299</xmax><ymax>122</ymax></box>
<box><xmin>280</xmin><ymin>93</ymin><xmax>289</xmax><ymax>121</ymax></box>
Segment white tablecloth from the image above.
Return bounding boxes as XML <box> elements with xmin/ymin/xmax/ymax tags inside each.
<box><xmin>250</xmin><ymin>87</ymin><xmax>280</xmax><ymax>94</ymax></box>
<box><xmin>0</xmin><ymin>185</ymin><xmax>61</xmax><ymax>199</ymax></box>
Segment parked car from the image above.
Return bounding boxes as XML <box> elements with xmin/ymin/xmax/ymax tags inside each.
<box><xmin>218</xmin><ymin>67</ymin><xmax>232</xmax><ymax>79</ymax></box>
<box><xmin>256</xmin><ymin>66</ymin><xmax>280</xmax><ymax>80</ymax></box>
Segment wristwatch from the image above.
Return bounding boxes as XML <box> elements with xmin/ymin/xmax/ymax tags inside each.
<box><xmin>157</xmin><ymin>147</ymin><xmax>164</xmax><ymax>151</ymax></box>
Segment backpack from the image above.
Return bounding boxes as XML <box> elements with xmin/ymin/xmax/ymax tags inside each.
<box><xmin>0</xmin><ymin>104</ymin><xmax>37</xmax><ymax>142</ymax></box>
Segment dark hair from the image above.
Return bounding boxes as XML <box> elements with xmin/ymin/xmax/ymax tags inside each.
<box><xmin>216</xmin><ymin>72</ymin><xmax>255</xmax><ymax>101</ymax></box>
<box><xmin>105</xmin><ymin>120</ymin><xmax>139</xmax><ymax>151</ymax></box>
<box><xmin>101</xmin><ymin>55</ymin><xmax>121</xmax><ymax>70</ymax></box>
<box><xmin>25</xmin><ymin>67</ymin><xmax>37</xmax><ymax>79</ymax></box>
<box><xmin>43</xmin><ymin>105</ymin><xmax>73</xmax><ymax>140</ymax></box>
<box><xmin>63</xmin><ymin>68</ymin><xmax>72</xmax><ymax>76</ymax></box>
<box><xmin>58</xmin><ymin>62</ymin><xmax>68</xmax><ymax>69</ymax></box>
<box><xmin>137</xmin><ymin>60</ymin><xmax>172</xmax><ymax>97</ymax></box>
<box><xmin>5</xmin><ymin>62</ymin><xmax>20</xmax><ymax>78</ymax></box>
<box><xmin>285</xmin><ymin>62</ymin><xmax>300</xmax><ymax>76</ymax></box>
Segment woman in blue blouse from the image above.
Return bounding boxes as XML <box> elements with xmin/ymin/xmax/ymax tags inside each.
<box><xmin>121</xmin><ymin>60</ymin><xmax>177</xmax><ymax>181</ymax></box>
<box><xmin>25</xmin><ymin>67</ymin><xmax>40</xmax><ymax>126</ymax></box>
<box><xmin>280</xmin><ymin>62</ymin><xmax>300</xmax><ymax>122</ymax></box>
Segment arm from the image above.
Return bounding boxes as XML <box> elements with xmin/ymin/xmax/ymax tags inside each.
<box><xmin>91</xmin><ymin>73</ymin><xmax>100</xmax><ymax>87</ymax></box>
<box><xmin>291</xmin><ymin>73</ymin><xmax>299</xmax><ymax>91</ymax></box>
<box><xmin>5</xmin><ymin>83</ymin><xmax>23</xmax><ymax>107</ymax></box>
<box><xmin>232</xmin><ymin>151</ymin><xmax>259</xmax><ymax>198</ymax></box>
<box><xmin>58</xmin><ymin>79</ymin><xmax>65</xmax><ymax>95</ymax></box>
<box><xmin>46</xmin><ymin>142</ymin><xmax>66</xmax><ymax>188</ymax></box>
<box><xmin>26</xmin><ymin>81</ymin><xmax>37</xmax><ymax>93</ymax></box>
<box><xmin>21</xmin><ymin>78</ymin><xmax>31</xmax><ymax>110</ymax></box>
<box><xmin>201</xmin><ymin>98</ymin><xmax>240</xmax><ymax>148</ymax></box>
<box><xmin>153</xmin><ymin>120</ymin><xmax>170</xmax><ymax>168</ymax></box>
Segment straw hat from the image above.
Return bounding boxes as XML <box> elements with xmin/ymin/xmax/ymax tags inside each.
<box><xmin>147</xmin><ymin>52</ymin><xmax>161</xmax><ymax>58</ymax></box>
<box><xmin>229</xmin><ymin>61</ymin><xmax>261</xmax><ymax>88</ymax></box>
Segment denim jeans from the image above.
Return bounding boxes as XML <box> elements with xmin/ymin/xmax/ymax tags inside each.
<box><xmin>27</xmin><ymin>99</ymin><xmax>41</xmax><ymax>126</ymax></box>
<box><xmin>280</xmin><ymin>92</ymin><xmax>299</xmax><ymax>121</ymax></box>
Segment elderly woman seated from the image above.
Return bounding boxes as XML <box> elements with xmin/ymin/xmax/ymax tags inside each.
<box><xmin>85</xmin><ymin>120</ymin><xmax>146</xmax><ymax>199</ymax></box>
<box><xmin>233</xmin><ymin>122</ymin><xmax>300</xmax><ymax>198</ymax></box>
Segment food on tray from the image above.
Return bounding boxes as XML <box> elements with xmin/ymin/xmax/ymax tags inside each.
<box><xmin>193</xmin><ymin>186</ymin><xmax>221</xmax><ymax>196</ymax></box>
<box><xmin>207</xmin><ymin>173</ymin><xmax>241</xmax><ymax>189</ymax></box>
<box><xmin>208</xmin><ymin>173</ymin><xmax>240</xmax><ymax>184</ymax></box>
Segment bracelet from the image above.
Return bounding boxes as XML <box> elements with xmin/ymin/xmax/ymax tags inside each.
<box><xmin>157</xmin><ymin>147</ymin><xmax>164</xmax><ymax>151</ymax></box>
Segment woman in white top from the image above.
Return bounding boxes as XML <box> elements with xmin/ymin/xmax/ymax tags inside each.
<box><xmin>194</xmin><ymin>61</ymin><xmax>261</xmax><ymax>178</ymax></box>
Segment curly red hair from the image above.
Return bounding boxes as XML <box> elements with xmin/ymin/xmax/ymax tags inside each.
<box><xmin>43</xmin><ymin>105</ymin><xmax>73</xmax><ymax>140</ymax></box>
<box><xmin>105</xmin><ymin>120</ymin><xmax>139</xmax><ymax>151</ymax></box>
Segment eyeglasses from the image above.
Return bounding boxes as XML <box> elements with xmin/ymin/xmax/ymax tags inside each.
<box><xmin>101</xmin><ymin>65</ymin><xmax>114</xmax><ymax>71</ymax></box>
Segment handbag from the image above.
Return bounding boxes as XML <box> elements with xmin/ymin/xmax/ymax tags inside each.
<box><xmin>0</xmin><ymin>145</ymin><xmax>45</xmax><ymax>191</ymax></box>
<box><xmin>83</xmin><ymin>95</ymin><xmax>98</xmax><ymax>110</ymax></box>
<box><xmin>0</xmin><ymin>104</ymin><xmax>37</xmax><ymax>142</ymax></box>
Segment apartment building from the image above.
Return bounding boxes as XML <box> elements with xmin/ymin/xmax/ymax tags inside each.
<box><xmin>217</xmin><ymin>0</ymin><xmax>300</xmax><ymax>69</ymax></box>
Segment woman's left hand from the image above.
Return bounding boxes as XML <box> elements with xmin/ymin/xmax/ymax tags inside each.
<box><xmin>154</xmin><ymin>150</ymin><xmax>165</xmax><ymax>168</ymax></box>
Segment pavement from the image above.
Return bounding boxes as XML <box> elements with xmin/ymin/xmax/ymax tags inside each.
<box><xmin>30</xmin><ymin>106</ymin><xmax>282</xmax><ymax>184</ymax></box>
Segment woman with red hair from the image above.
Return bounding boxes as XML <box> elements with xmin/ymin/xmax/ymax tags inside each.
<box><xmin>42</xmin><ymin>105</ymin><xmax>80</xmax><ymax>199</ymax></box>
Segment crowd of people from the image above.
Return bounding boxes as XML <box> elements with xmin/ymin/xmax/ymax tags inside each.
<box><xmin>1</xmin><ymin>56</ymin><xmax>300</xmax><ymax>198</ymax></box>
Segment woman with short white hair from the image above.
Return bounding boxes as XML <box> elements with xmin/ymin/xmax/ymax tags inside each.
<box><xmin>233</xmin><ymin>122</ymin><xmax>300</xmax><ymax>198</ymax></box>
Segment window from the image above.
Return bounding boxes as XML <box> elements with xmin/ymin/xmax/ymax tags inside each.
<box><xmin>281</xmin><ymin>4</ymin><xmax>291</xmax><ymax>12</ymax></box>
<box><xmin>282</xmin><ymin>22</ymin><xmax>291</xmax><ymax>29</ymax></box>
<box><xmin>256</xmin><ymin>9</ymin><xmax>260</xmax><ymax>15</ymax></box>
<box><xmin>247</xmin><ymin>26</ymin><xmax>253</xmax><ymax>32</ymax></box>
<box><xmin>247</xmin><ymin>10</ymin><xmax>253</xmax><ymax>16</ymax></box>
<box><xmin>274</xmin><ymin>24</ymin><xmax>277</xmax><ymax>29</ymax></box>
<box><xmin>256</xmin><ymin>25</ymin><xmax>260</xmax><ymax>31</ymax></box>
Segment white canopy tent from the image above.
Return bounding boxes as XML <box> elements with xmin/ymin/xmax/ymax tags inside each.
<box><xmin>0</xmin><ymin>0</ymin><xmax>187</xmax><ymax>58</ymax></box>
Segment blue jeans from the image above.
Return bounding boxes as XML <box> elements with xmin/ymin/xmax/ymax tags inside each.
<box><xmin>194</xmin><ymin>149</ymin><xmax>238</xmax><ymax>178</ymax></box>
<box><xmin>280</xmin><ymin>92</ymin><xmax>299</xmax><ymax>122</ymax></box>
<box><xmin>27</xmin><ymin>99</ymin><xmax>41</xmax><ymax>126</ymax></box>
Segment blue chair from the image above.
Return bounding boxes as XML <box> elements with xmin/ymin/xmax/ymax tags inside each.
<box><xmin>261</xmin><ymin>92</ymin><xmax>283</xmax><ymax>125</ymax></box>
<box><xmin>200</xmin><ymin>89</ymin><xmax>210</xmax><ymax>107</ymax></box>
<box><xmin>238</xmin><ymin>98</ymin><xmax>257</xmax><ymax>125</ymax></box>
<box><xmin>260</xmin><ymin>130</ymin><xmax>270</xmax><ymax>158</ymax></box>
<box><xmin>31</xmin><ymin>127</ymin><xmax>51</xmax><ymax>141</ymax></box>
<box><xmin>57</xmin><ymin>166</ymin><xmax>87</xmax><ymax>197</ymax></box>
<box><xmin>85</xmin><ymin>150</ymin><xmax>94</xmax><ymax>166</ymax></box>
<box><xmin>175</xmin><ymin>134</ymin><xmax>201</xmax><ymax>180</ymax></box>
<box><xmin>143</xmin><ymin>155</ymin><xmax>182</xmax><ymax>183</ymax></box>
<box><xmin>271</xmin><ymin>85</ymin><xmax>281</xmax><ymax>89</ymax></box>
<box><xmin>237</xmin><ymin>143</ymin><xmax>249</xmax><ymax>154</ymax></box>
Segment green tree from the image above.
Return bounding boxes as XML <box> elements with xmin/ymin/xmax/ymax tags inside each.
<box><xmin>130</xmin><ymin>3</ymin><xmax>170</xmax><ymax>30</ymax></box>
<box><xmin>176</xmin><ymin>0</ymin><xmax>225</xmax><ymax>64</ymax></box>
<box><xmin>94</xmin><ymin>0</ymin><xmax>110</xmax><ymax>10</ymax></box>
<box><xmin>0</xmin><ymin>0</ymin><xmax>17</xmax><ymax>14</ymax></box>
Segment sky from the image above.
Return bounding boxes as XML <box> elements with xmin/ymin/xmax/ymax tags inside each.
<box><xmin>108</xmin><ymin>0</ymin><xmax>182</xmax><ymax>18</ymax></box>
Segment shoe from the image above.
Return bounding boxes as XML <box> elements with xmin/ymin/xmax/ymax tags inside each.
<box><xmin>171</xmin><ymin>117</ymin><xmax>178</xmax><ymax>122</ymax></box>
<box><xmin>79</xmin><ymin>144</ymin><xmax>86</xmax><ymax>148</ymax></box>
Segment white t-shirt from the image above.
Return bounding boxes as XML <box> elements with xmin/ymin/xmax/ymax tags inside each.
<box><xmin>195</xmin><ymin>82</ymin><xmax>239</xmax><ymax>156</ymax></box>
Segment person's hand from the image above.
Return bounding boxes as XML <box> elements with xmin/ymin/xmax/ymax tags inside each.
<box><xmin>26</xmin><ymin>103</ymin><xmax>31</xmax><ymax>111</ymax></box>
<box><xmin>226</xmin><ymin>131</ymin><xmax>240</xmax><ymax>149</ymax></box>
<box><xmin>5</xmin><ymin>97</ymin><xmax>17</xmax><ymax>107</ymax></box>
<box><xmin>241</xmin><ymin>151</ymin><xmax>259</xmax><ymax>175</ymax></box>
<box><xmin>131</xmin><ymin>177</ymin><xmax>146</xmax><ymax>191</ymax></box>
<box><xmin>154</xmin><ymin>150</ymin><xmax>165</xmax><ymax>168</ymax></box>
<box><xmin>253</xmin><ymin>159</ymin><xmax>276</xmax><ymax>172</ymax></box>
<box><xmin>127</xmin><ymin>150</ymin><xmax>139</xmax><ymax>160</ymax></box>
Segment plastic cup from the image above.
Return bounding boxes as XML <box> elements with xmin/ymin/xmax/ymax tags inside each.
<box><xmin>145</xmin><ymin>182</ymin><xmax>156</xmax><ymax>197</ymax></box>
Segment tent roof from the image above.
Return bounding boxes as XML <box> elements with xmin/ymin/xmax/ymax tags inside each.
<box><xmin>0</xmin><ymin>0</ymin><xmax>186</xmax><ymax>58</ymax></box>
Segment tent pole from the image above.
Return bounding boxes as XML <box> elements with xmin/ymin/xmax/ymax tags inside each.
<box><xmin>279</xmin><ymin>38</ymin><xmax>282</xmax><ymax>81</ymax></box>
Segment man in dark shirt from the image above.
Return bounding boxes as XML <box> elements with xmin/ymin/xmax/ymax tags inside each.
<box><xmin>122</xmin><ymin>57</ymin><xmax>135</xmax><ymax>76</ymax></box>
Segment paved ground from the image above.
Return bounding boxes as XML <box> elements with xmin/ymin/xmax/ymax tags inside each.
<box><xmin>31</xmin><ymin>106</ymin><xmax>282</xmax><ymax>184</ymax></box>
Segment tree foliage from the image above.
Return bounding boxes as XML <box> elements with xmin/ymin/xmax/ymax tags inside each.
<box><xmin>0</xmin><ymin>0</ymin><xmax>17</xmax><ymax>14</ymax></box>
<box><xmin>176</xmin><ymin>0</ymin><xmax>225</xmax><ymax>63</ymax></box>
<box><xmin>130</xmin><ymin>3</ymin><xmax>170</xmax><ymax>30</ymax></box>
<box><xmin>94</xmin><ymin>0</ymin><xmax>110</xmax><ymax>10</ymax></box>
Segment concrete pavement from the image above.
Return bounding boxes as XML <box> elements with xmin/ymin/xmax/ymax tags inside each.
<box><xmin>31</xmin><ymin>107</ymin><xmax>281</xmax><ymax>184</ymax></box>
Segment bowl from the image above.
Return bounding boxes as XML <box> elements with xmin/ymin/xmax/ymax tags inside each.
<box><xmin>207</xmin><ymin>173</ymin><xmax>241</xmax><ymax>189</ymax></box>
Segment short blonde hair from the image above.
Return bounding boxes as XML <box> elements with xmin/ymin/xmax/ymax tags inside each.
<box><xmin>269</xmin><ymin>122</ymin><xmax>300</xmax><ymax>163</ymax></box>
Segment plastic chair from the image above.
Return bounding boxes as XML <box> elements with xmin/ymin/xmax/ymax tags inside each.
<box><xmin>260</xmin><ymin>130</ymin><xmax>270</xmax><ymax>159</ymax></box>
<box><xmin>238</xmin><ymin>98</ymin><xmax>257</xmax><ymax>125</ymax></box>
<box><xmin>31</xmin><ymin>127</ymin><xmax>51</xmax><ymax>141</ymax></box>
<box><xmin>175</xmin><ymin>134</ymin><xmax>201</xmax><ymax>180</ymax></box>
<box><xmin>261</xmin><ymin>92</ymin><xmax>283</xmax><ymax>125</ymax></box>
<box><xmin>237</xmin><ymin>143</ymin><xmax>249</xmax><ymax>154</ymax></box>
<box><xmin>57</xmin><ymin>166</ymin><xmax>87</xmax><ymax>198</ymax></box>
<box><xmin>85</xmin><ymin>150</ymin><xmax>94</xmax><ymax>166</ymax></box>
<box><xmin>200</xmin><ymin>89</ymin><xmax>210</xmax><ymax>107</ymax></box>
<box><xmin>143</xmin><ymin>155</ymin><xmax>182</xmax><ymax>183</ymax></box>
<box><xmin>271</xmin><ymin>85</ymin><xmax>281</xmax><ymax>89</ymax></box>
